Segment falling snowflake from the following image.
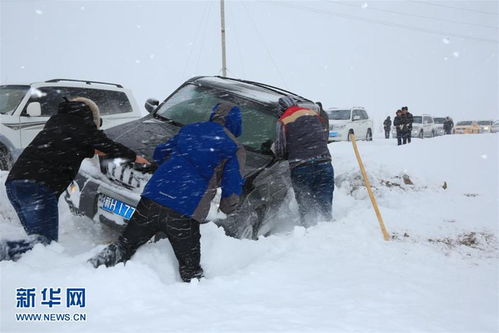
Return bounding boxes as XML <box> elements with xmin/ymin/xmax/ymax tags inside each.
<box><xmin>453</xmin><ymin>51</ymin><xmax>460</xmax><ymax>58</ymax></box>
<box><xmin>135</xmin><ymin>59</ymin><xmax>141</xmax><ymax>64</ymax></box>
<box><xmin>361</xmin><ymin>2</ymin><xmax>368</xmax><ymax>9</ymax></box>
<box><xmin>80</xmin><ymin>6</ymin><xmax>85</xmax><ymax>11</ymax></box>
<box><xmin>481</xmin><ymin>154</ymin><xmax>487</xmax><ymax>159</ymax></box>
<box><xmin>149</xmin><ymin>54</ymin><xmax>155</xmax><ymax>59</ymax></box>
<box><xmin>443</xmin><ymin>57</ymin><xmax>449</xmax><ymax>61</ymax></box>
<box><xmin>136</xmin><ymin>24</ymin><xmax>142</xmax><ymax>29</ymax></box>
<box><xmin>20</xmin><ymin>65</ymin><xmax>25</xmax><ymax>69</ymax></box>
<box><xmin>35</xmin><ymin>9</ymin><xmax>43</xmax><ymax>15</ymax></box>
<box><xmin>442</xmin><ymin>38</ymin><xmax>450</xmax><ymax>44</ymax></box>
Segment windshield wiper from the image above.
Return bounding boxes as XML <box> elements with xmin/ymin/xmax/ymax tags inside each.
<box><xmin>154</xmin><ymin>113</ymin><xmax>184</xmax><ymax>127</ymax></box>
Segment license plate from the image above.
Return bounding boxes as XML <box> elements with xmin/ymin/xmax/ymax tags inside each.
<box><xmin>99</xmin><ymin>194</ymin><xmax>136</xmax><ymax>220</ymax></box>
<box><xmin>329</xmin><ymin>131</ymin><xmax>338</xmax><ymax>137</ymax></box>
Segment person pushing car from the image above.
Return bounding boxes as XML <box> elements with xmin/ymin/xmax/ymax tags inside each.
<box><xmin>0</xmin><ymin>97</ymin><xmax>148</xmax><ymax>261</ymax></box>
<box><xmin>89</xmin><ymin>102</ymin><xmax>246</xmax><ymax>283</ymax></box>
<box><xmin>274</xmin><ymin>95</ymin><xmax>334</xmax><ymax>226</ymax></box>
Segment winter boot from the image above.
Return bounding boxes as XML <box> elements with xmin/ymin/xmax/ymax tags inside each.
<box><xmin>179</xmin><ymin>266</ymin><xmax>204</xmax><ymax>283</ymax></box>
<box><xmin>0</xmin><ymin>235</ymin><xmax>49</xmax><ymax>262</ymax></box>
<box><xmin>88</xmin><ymin>242</ymin><xmax>127</xmax><ymax>268</ymax></box>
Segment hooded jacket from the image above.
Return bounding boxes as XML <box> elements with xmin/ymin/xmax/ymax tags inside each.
<box><xmin>141</xmin><ymin>103</ymin><xmax>246</xmax><ymax>222</ymax></box>
<box><xmin>7</xmin><ymin>99</ymin><xmax>137</xmax><ymax>196</ymax></box>
<box><xmin>383</xmin><ymin>117</ymin><xmax>392</xmax><ymax>129</ymax></box>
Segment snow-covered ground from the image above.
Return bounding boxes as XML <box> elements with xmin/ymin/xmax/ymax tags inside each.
<box><xmin>1</xmin><ymin>134</ymin><xmax>498</xmax><ymax>333</ymax></box>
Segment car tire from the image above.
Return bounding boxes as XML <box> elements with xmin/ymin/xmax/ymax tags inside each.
<box><xmin>366</xmin><ymin>129</ymin><xmax>372</xmax><ymax>141</ymax></box>
<box><xmin>0</xmin><ymin>145</ymin><xmax>13</xmax><ymax>171</ymax></box>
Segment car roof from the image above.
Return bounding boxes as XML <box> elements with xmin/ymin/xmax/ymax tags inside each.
<box><xmin>2</xmin><ymin>79</ymin><xmax>128</xmax><ymax>92</ymax></box>
<box><xmin>188</xmin><ymin>76</ymin><xmax>313</xmax><ymax>105</ymax></box>
<box><xmin>326</xmin><ymin>107</ymin><xmax>365</xmax><ymax>111</ymax></box>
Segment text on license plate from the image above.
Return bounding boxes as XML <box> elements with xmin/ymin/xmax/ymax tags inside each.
<box><xmin>99</xmin><ymin>195</ymin><xmax>136</xmax><ymax>220</ymax></box>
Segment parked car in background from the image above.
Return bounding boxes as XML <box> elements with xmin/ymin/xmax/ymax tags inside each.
<box><xmin>65</xmin><ymin>76</ymin><xmax>319</xmax><ymax>240</ymax></box>
<box><xmin>0</xmin><ymin>79</ymin><xmax>143</xmax><ymax>170</ymax></box>
<box><xmin>454</xmin><ymin>121</ymin><xmax>481</xmax><ymax>134</ymax></box>
<box><xmin>433</xmin><ymin>117</ymin><xmax>446</xmax><ymax>136</ymax></box>
<box><xmin>491</xmin><ymin>120</ymin><xmax>499</xmax><ymax>133</ymax></box>
<box><xmin>326</xmin><ymin>107</ymin><xmax>373</xmax><ymax>142</ymax></box>
<box><xmin>477</xmin><ymin>120</ymin><xmax>494</xmax><ymax>133</ymax></box>
<box><xmin>391</xmin><ymin>114</ymin><xmax>436</xmax><ymax>138</ymax></box>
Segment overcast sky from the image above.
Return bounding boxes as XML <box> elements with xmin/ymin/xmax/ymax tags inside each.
<box><xmin>1</xmin><ymin>0</ymin><xmax>498</xmax><ymax>125</ymax></box>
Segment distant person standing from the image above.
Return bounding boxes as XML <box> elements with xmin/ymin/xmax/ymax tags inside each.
<box><xmin>393</xmin><ymin>110</ymin><xmax>403</xmax><ymax>145</ymax></box>
<box><xmin>443</xmin><ymin>116</ymin><xmax>454</xmax><ymax>134</ymax></box>
<box><xmin>274</xmin><ymin>96</ymin><xmax>334</xmax><ymax>226</ymax></box>
<box><xmin>401</xmin><ymin>106</ymin><xmax>413</xmax><ymax>144</ymax></box>
<box><xmin>383</xmin><ymin>116</ymin><xmax>392</xmax><ymax>139</ymax></box>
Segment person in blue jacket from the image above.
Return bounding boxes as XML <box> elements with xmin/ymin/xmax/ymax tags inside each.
<box><xmin>89</xmin><ymin>102</ymin><xmax>245</xmax><ymax>282</ymax></box>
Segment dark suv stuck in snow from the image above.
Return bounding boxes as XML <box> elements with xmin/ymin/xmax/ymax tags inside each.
<box><xmin>65</xmin><ymin>76</ymin><xmax>320</xmax><ymax>239</ymax></box>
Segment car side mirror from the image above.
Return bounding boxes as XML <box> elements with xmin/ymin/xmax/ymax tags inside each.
<box><xmin>145</xmin><ymin>98</ymin><xmax>159</xmax><ymax>113</ymax></box>
<box><xmin>26</xmin><ymin>102</ymin><xmax>42</xmax><ymax>117</ymax></box>
<box><xmin>352</xmin><ymin>115</ymin><xmax>360</xmax><ymax>121</ymax></box>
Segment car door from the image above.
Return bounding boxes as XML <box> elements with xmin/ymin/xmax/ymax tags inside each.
<box><xmin>351</xmin><ymin>109</ymin><xmax>362</xmax><ymax>138</ymax></box>
<box><xmin>360</xmin><ymin>109</ymin><xmax>370</xmax><ymax>138</ymax></box>
<box><xmin>422</xmin><ymin>116</ymin><xmax>430</xmax><ymax>137</ymax></box>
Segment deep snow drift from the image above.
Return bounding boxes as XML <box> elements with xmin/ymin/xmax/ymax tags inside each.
<box><xmin>1</xmin><ymin>134</ymin><xmax>497</xmax><ymax>333</ymax></box>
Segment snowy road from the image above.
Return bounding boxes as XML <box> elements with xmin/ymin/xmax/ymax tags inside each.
<box><xmin>1</xmin><ymin>134</ymin><xmax>498</xmax><ymax>333</ymax></box>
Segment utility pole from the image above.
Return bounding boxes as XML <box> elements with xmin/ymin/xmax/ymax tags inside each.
<box><xmin>220</xmin><ymin>0</ymin><xmax>227</xmax><ymax>77</ymax></box>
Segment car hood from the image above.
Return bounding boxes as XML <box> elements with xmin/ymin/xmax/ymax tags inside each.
<box><xmin>328</xmin><ymin>120</ymin><xmax>351</xmax><ymax>125</ymax></box>
<box><xmin>103</xmin><ymin>114</ymin><xmax>273</xmax><ymax>178</ymax></box>
<box><xmin>104</xmin><ymin>114</ymin><xmax>180</xmax><ymax>160</ymax></box>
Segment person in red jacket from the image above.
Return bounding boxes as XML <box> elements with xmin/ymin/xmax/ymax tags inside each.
<box><xmin>274</xmin><ymin>96</ymin><xmax>334</xmax><ymax>226</ymax></box>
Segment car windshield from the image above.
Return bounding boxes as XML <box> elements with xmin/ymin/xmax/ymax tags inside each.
<box><xmin>434</xmin><ymin>118</ymin><xmax>445</xmax><ymax>124</ymax></box>
<box><xmin>155</xmin><ymin>83</ymin><xmax>277</xmax><ymax>153</ymax></box>
<box><xmin>0</xmin><ymin>85</ymin><xmax>29</xmax><ymax>114</ymax></box>
<box><xmin>326</xmin><ymin>110</ymin><xmax>350</xmax><ymax>120</ymax></box>
<box><xmin>457</xmin><ymin>121</ymin><xmax>472</xmax><ymax>125</ymax></box>
<box><xmin>413</xmin><ymin>116</ymin><xmax>422</xmax><ymax>123</ymax></box>
<box><xmin>478</xmin><ymin>121</ymin><xmax>492</xmax><ymax>125</ymax></box>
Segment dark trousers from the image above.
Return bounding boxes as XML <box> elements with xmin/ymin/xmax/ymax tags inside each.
<box><xmin>290</xmin><ymin>161</ymin><xmax>334</xmax><ymax>226</ymax></box>
<box><xmin>402</xmin><ymin>130</ymin><xmax>411</xmax><ymax>144</ymax></box>
<box><xmin>384</xmin><ymin>129</ymin><xmax>390</xmax><ymax>139</ymax></box>
<box><xmin>396</xmin><ymin>130</ymin><xmax>402</xmax><ymax>145</ymax></box>
<box><xmin>113</xmin><ymin>198</ymin><xmax>201</xmax><ymax>282</ymax></box>
<box><xmin>2</xmin><ymin>180</ymin><xmax>58</xmax><ymax>260</ymax></box>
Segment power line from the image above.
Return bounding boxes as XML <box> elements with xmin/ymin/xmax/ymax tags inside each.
<box><xmin>327</xmin><ymin>1</ymin><xmax>499</xmax><ymax>30</ymax></box>
<box><xmin>241</xmin><ymin>2</ymin><xmax>288</xmax><ymax>88</ymax></box>
<box><xmin>267</xmin><ymin>2</ymin><xmax>499</xmax><ymax>44</ymax></box>
<box><xmin>409</xmin><ymin>0</ymin><xmax>499</xmax><ymax>17</ymax></box>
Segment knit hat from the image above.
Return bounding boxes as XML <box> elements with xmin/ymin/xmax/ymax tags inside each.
<box><xmin>277</xmin><ymin>95</ymin><xmax>297</xmax><ymax>115</ymax></box>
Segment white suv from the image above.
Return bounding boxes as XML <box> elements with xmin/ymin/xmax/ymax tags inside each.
<box><xmin>0</xmin><ymin>79</ymin><xmax>143</xmax><ymax>170</ymax></box>
<box><xmin>326</xmin><ymin>107</ymin><xmax>373</xmax><ymax>142</ymax></box>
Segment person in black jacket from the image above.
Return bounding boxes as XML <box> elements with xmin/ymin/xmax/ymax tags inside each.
<box><xmin>383</xmin><ymin>116</ymin><xmax>392</xmax><ymax>139</ymax></box>
<box><xmin>0</xmin><ymin>97</ymin><xmax>148</xmax><ymax>261</ymax></box>
<box><xmin>393</xmin><ymin>110</ymin><xmax>403</xmax><ymax>145</ymax></box>
<box><xmin>443</xmin><ymin>116</ymin><xmax>454</xmax><ymax>134</ymax></box>
<box><xmin>401</xmin><ymin>106</ymin><xmax>413</xmax><ymax>144</ymax></box>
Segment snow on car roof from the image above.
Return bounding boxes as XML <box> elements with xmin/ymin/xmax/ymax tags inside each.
<box><xmin>195</xmin><ymin>77</ymin><xmax>307</xmax><ymax>104</ymax></box>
